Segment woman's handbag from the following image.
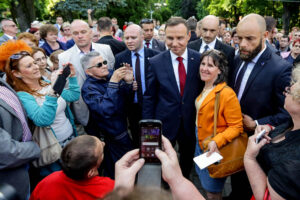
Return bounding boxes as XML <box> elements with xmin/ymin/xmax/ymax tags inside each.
<box><xmin>32</xmin><ymin>126</ymin><xmax>62</xmax><ymax>168</ymax></box>
<box><xmin>202</xmin><ymin>88</ymin><xmax>248</xmax><ymax>178</ymax></box>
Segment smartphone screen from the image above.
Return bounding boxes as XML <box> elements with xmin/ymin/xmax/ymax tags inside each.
<box><xmin>139</xmin><ymin>120</ymin><xmax>162</xmax><ymax>163</ymax></box>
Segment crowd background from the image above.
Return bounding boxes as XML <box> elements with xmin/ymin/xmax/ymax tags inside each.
<box><xmin>0</xmin><ymin>1</ymin><xmax>300</xmax><ymax>200</ymax></box>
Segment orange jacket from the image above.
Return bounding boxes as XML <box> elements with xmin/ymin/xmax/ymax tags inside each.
<box><xmin>196</xmin><ymin>82</ymin><xmax>243</xmax><ymax>149</ymax></box>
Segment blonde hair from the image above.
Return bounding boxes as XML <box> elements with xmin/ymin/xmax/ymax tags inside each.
<box><xmin>291</xmin><ymin>64</ymin><xmax>300</xmax><ymax>102</ymax></box>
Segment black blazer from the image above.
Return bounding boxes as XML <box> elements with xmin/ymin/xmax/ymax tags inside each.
<box><xmin>97</xmin><ymin>35</ymin><xmax>127</xmax><ymax>56</ymax></box>
<box><xmin>142</xmin><ymin>49</ymin><xmax>203</xmax><ymax>141</ymax></box>
<box><xmin>188</xmin><ymin>39</ymin><xmax>235</xmax><ymax>80</ymax></box>
<box><xmin>152</xmin><ymin>38</ymin><xmax>166</xmax><ymax>52</ymax></box>
<box><xmin>229</xmin><ymin>46</ymin><xmax>292</xmax><ymax>128</ymax></box>
<box><xmin>114</xmin><ymin>48</ymin><xmax>160</xmax><ymax>85</ymax></box>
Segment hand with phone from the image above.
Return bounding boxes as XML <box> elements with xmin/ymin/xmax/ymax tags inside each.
<box><xmin>244</xmin><ymin>129</ymin><xmax>271</xmax><ymax>160</ymax></box>
<box><xmin>110</xmin><ymin>67</ymin><xmax>127</xmax><ymax>83</ymax></box>
<box><xmin>51</xmin><ymin>63</ymin><xmax>73</xmax><ymax>95</ymax></box>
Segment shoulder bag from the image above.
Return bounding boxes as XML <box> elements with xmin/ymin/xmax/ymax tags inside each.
<box><xmin>202</xmin><ymin>88</ymin><xmax>248</xmax><ymax>178</ymax></box>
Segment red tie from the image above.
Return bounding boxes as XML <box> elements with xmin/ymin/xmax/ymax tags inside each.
<box><xmin>146</xmin><ymin>42</ymin><xmax>150</xmax><ymax>48</ymax></box>
<box><xmin>177</xmin><ymin>57</ymin><xmax>186</xmax><ymax>96</ymax></box>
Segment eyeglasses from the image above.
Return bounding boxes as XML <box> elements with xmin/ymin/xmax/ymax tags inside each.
<box><xmin>140</xmin><ymin>19</ymin><xmax>153</xmax><ymax>24</ymax></box>
<box><xmin>5</xmin><ymin>24</ymin><xmax>17</xmax><ymax>28</ymax></box>
<box><xmin>89</xmin><ymin>60</ymin><xmax>108</xmax><ymax>69</ymax></box>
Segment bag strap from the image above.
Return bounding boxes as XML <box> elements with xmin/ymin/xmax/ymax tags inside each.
<box><xmin>213</xmin><ymin>92</ymin><xmax>220</xmax><ymax>137</ymax></box>
<box><xmin>213</xmin><ymin>85</ymin><xmax>229</xmax><ymax>137</ymax></box>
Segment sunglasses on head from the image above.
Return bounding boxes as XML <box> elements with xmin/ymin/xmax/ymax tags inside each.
<box><xmin>140</xmin><ymin>18</ymin><xmax>153</xmax><ymax>24</ymax></box>
<box><xmin>89</xmin><ymin>60</ymin><xmax>108</xmax><ymax>69</ymax></box>
<box><xmin>10</xmin><ymin>51</ymin><xmax>30</xmax><ymax>68</ymax></box>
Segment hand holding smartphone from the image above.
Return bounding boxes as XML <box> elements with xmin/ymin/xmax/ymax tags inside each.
<box><xmin>52</xmin><ymin>65</ymin><xmax>70</xmax><ymax>95</ymax></box>
<box><xmin>139</xmin><ymin>119</ymin><xmax>162</xmax><ymax>163</ymax></box>
<box><xmin>255</xmin><ymin>129</ymin><xmax>266</xmax><ymax>144</ymax></box>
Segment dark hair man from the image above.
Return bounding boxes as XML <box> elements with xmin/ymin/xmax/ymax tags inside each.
<box><xmin>228</xmin><ymin>13</ymin><xmax>292</xmax><ymax>199</ymax></box>
<box><xmin>30</xmin><ymin>135</ymin><xmax>114</xmax><ymax>200</ymax></box>
<box><xmin>140</xmin><ymin>18</ymin><xmax>166</xmax><ymax>52</ymax></box>
<box><xmin>279</xmin><ymin>35</ymin><xmax>290</xmax><ymax>53</ymax></box>
<box><xmin>143</xmin><ymin>17</ymin><xmax>203</xmax><ymax>179</ymax></box>
<box><xmin>96</xmin><ymin>17</ymin><xmax>126</xmax><ymax>56</ymax></box>
<box><xmin>186</xmin><ymin>16</ymin><xmax>198</xmax><ymax>43</ymax></box>
<box><xmin>264</xmin><ymin>16</ymin><xmax>280</xmax><ymax>55</ymax></box>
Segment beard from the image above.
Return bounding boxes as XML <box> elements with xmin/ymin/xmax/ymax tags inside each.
<box><xmin>239</xmin><ymin>39</ymin><xmax>262</xmax><ymax>62</ymax></box>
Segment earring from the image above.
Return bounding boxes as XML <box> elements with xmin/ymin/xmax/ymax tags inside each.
<box><xmin>17</xmin><ymin>76</ymin><xmax>22</xmax><ymax>79</ymax></box>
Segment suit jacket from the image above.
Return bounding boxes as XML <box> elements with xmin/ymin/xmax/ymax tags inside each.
<box><xmin>0</xmin><ymin>34</ymin><xmax>10</xmax><ymax>46</ymax></box>
<box><xmin>152</xmin><ymin>38</ymin><xmax>166</xmax><ymax>52</ymax></box>
<box><xmin>229</xmin><ymin>46</ymin><xmax>292</xmax><ymax>128</ymax></box>
<box><xmin>0</xmin><ymin>78</ymin><xmax>40</xmax><ymax>200</ymax></box>
<box><xmin>97</xmin><ymin>35</ymin><xmax>127</xmax><ymax>56</ymax></box>
<box><xmin>58</xmin><ymin>43</ymin><xmax>115</xmax><ymax>126</ymax></box>
<box><xmin>142</xmin><ymin>49</ymin><xmax>203</xmax><ymax>141</ymax></box>
<box><xmin>196</xmin><ymin>82</ymin><xmax>243</xmax><ymax>149</ymax></box>
<box><xmin>266</xmin><ymin>40</ymin><xmax>280</xmax><ymax>56</ymax></box>
<box><xmin>188</xmin><ymin>39</ymin><xmax>235</xmax><ymax>80</ymax></box>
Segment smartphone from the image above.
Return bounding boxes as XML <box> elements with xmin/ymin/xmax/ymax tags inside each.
<box><xmin>255</xmin><ymin>129</ymin><xmax>266</xmax><ymax>144</ymax></box>
<box><xmin>139</xmin><ymin>119</ymin><xmax>162</xmax><ymax>163</ymax></box>
<box><xmin>52</xmin><ymin>65</ymin><xmax>70</xmax><ymax>95</ymax></box>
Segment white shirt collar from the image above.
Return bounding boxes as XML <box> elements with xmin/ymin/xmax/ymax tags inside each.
<box><xmin>202</xmin><ymin>38</ymin><xmax>217</xmax><ymax>50</ymax></box>
<box><xmin>251</xmin><ymin>45</ymin><xmax>267</xmax><ymax>64</ymax></box>
<box><xmin>75</xmin><ymin>42</ymin><xmax>94</xmax><ymax>55</ymax></box>
<box><xmin>170</xmin><ymin>48</ymin><xmax>188</xmax><ymax>62</ymax></box>
<box><xmin>131</xmin><ymin>47</ymin><xmax>144</xmax><ymax>58</ymax></box>
<box><xmin>4</xmin><ymin>34</ymin><xmax>14</xmax><ymax>40</ymax></box>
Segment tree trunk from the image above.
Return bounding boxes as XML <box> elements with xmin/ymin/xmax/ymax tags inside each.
<box><xmin>10</xmin><ymin>0</ymin><xmax>36</xmax><ymax>32</ymax></box>
<box><xmin>282</xmin><ymin>2</ymin><xmax>290</xmax><ymax>35</ymax></box>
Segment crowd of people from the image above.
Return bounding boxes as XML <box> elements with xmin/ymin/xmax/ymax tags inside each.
<box><xmin>0</xmin><ymin>10</ymin><xmax>300</xmax><ymax>200</ymax></box>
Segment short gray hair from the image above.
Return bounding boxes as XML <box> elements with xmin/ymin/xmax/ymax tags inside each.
<box><xmin>80</xmin><ymin>51</ymin><xmax>100</xmax><ymax>71</ymax></box>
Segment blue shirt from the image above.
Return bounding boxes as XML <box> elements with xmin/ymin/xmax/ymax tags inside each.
<box><xmin>131</xmin><ymin>47</ymin><xmax>146</xmax><ymax>103</ymax></box>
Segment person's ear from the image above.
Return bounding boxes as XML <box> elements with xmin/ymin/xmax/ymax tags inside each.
<box><xmin>87</xmin><ymin>167</ymin><xmax>98</xmax><ymax>178</ymax></box>
<box><xmin>12</xmin><ymin>70</ymin><xmax>22</xmax><ymax>79</ymax></box>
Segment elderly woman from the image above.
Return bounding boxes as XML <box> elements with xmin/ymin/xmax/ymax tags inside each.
<box><xmin>31</xmin><ymin>47</ymin><xmax>52</xmax><ymax>80</ymax></box>
<box><xmin>4</xmin><ymin>40</ymin><xmax>80</xmax><ymax>177</ymax></box>
<box><xmin>18</xmin><ymin>32</ymin><xmax>39</xmax><ymax>48</ymax></box>
<box><xmin>194</xmin><ymin>50</ymin><xmax>243</xmax><ymax>200</ymax></box>
<box><xmin>81</xmin><ymin>51</ymin><xmax>134</xmax><ymax>179</ymax></box>
<box><xmin>244</xmin><ymin>65</ymin><xmax>300</xmax><ymax>200</ymax></box>
<box><xmin>58</xmin><ymin>22</ymin><xmax>72</xmax><ymax>43</ymax></box>
<box><xmin>40</xmin><ymin>24</ymin><xmax>67</xmax><ymax>56</ymax></box>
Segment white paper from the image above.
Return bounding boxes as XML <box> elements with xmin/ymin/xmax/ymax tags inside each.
<box><xmin>193</xmin><ymin>152</ymin><xmax>223</xmax><ymax>170</ymax></box>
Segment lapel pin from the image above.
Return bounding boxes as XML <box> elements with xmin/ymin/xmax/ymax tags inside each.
<box><xmin>191</xmin><ymin>57</ymin><xmax>194</xmax><ymax>60</ymax></box>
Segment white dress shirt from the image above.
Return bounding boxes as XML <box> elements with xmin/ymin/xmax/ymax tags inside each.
<box><xmin>170</xmin><ymin>48</ymin><xmax>188</xmax><ymax>92</ymax></box>
<box><xmin>235</xmin><ymin>45</ymin><xmax>267</xmax><ymax>101</ymax></box>
<box><xmin>199</xmin><ymin>38</ymin><xmax>217</xmax><ymax>53</ymax></box>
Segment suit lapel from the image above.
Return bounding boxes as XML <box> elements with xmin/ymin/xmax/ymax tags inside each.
<box><xmin>241</xmin><ymin>48</ymin><xmax>271</xmax><ymax>101</ymax></box>
<box><xmin>165</xmin><ymin>51</ymin><xmax>181</xmax><ymax>99</ymax></box>
<box><xmin>197</xmin><ymin>39</ymin><xmax>202</xmax><ymax>51</ymax></box>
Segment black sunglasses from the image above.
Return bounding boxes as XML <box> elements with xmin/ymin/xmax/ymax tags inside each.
<box><xmin>89</xmin><ymin>60</ymin><xmax>108</xmax><ymax>69</ymax></box>
<box><xmin>140</xmin><ymin>18</ymin><xmax>153</xmax><ymax>24</ymax></box>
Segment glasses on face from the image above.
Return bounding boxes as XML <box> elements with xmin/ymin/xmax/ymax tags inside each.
<box><xmin>89</xmin><ymin>60</ymin><xmax>108</xmax><ymax>69</ymax></box>
<box><xmin>140</xmin><ymin>19</ymin><xmax>153</xmax><ymax>24</ymax></box>
<box><xmin>5</xmin><ymin>24</ymin><xmax>17</xmax><ymax>28</ymax></box>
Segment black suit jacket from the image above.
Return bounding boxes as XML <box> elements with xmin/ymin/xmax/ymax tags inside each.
<box><xmin>114</xmin><ymin>48</ymin><xmax>160</xmax><ymax>91</ymax></box>
<box><xmin>188</xmin><ymin>39</ymin><xmax>235</xmax><ymax>80</ymax></box>
<box><xmin>97</xmin><ymin>35</ymin><xmax>127</xmax><ymax>56</ymax></box>
<box><xmin>151</xmin><ymin>38</ymin><xmax>166</xmax><ymax>52</ymax></box>
<box><xmin>229</xmin><ymin>47</ymin><xmax>292</xmax><ymax>128</ymax></box>
<box><xmin>142</xmin><ymin>49</ymin><xmax>203</xmax><ymax>141</ymax></box>
<box><xmin>266</xmin><ymin>40</ymin><xmax>280</xmax><ymax>56</ymax></box>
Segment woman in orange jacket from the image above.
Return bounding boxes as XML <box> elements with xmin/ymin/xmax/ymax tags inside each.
<box><xmin>194</xmin><ymin>50</ymin><xmax>243</xmax><ymax>200</ymax></box>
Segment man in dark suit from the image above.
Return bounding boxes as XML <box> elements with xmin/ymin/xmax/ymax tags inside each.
<box><xmin>114</xmin><ymin>24</ymin><xmax>159</xmax><ymax>147</ymax></box>
<box><xmin>264</xmin><ymin>16</ymin><xmax>280</xmax><ymax>56</ymax></box>
<box><xmin>188</xmin><ymin>15</ymin><xmax>235</xmax><ymax>79</ymax></box>
<box><xmin>227</xmin><ymin>13</ymin><xmax>292</xmax><ymax>200</ymax></box>
<box><xmin>140</xmin><ymin>18</ymin><xmax>166</xmax><ymax>52</ymax></box>
<box><xmin>96</xmin><ymin>17</ymin><xmax>127</xmax><ymax>56</ymax></box>
<box><xmin>143</xmin><ymin>17</ymin><xmax>203</xmax><ymax>178</ymax></box>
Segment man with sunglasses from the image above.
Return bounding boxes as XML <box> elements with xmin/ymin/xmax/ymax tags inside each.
<box><xmin>81</xmin><ymin>51</ymin><xmax>134</xmax><ymax>178</ymax></box>
<box><xmin>140</xmin><ymin>18</ymin><xmax>166</xmax><ymax>52</ymax></box>
<box><xmin>0</xmin><ymin>19</ymin><xmax>18</xmax><ymax>46</ymax></box>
